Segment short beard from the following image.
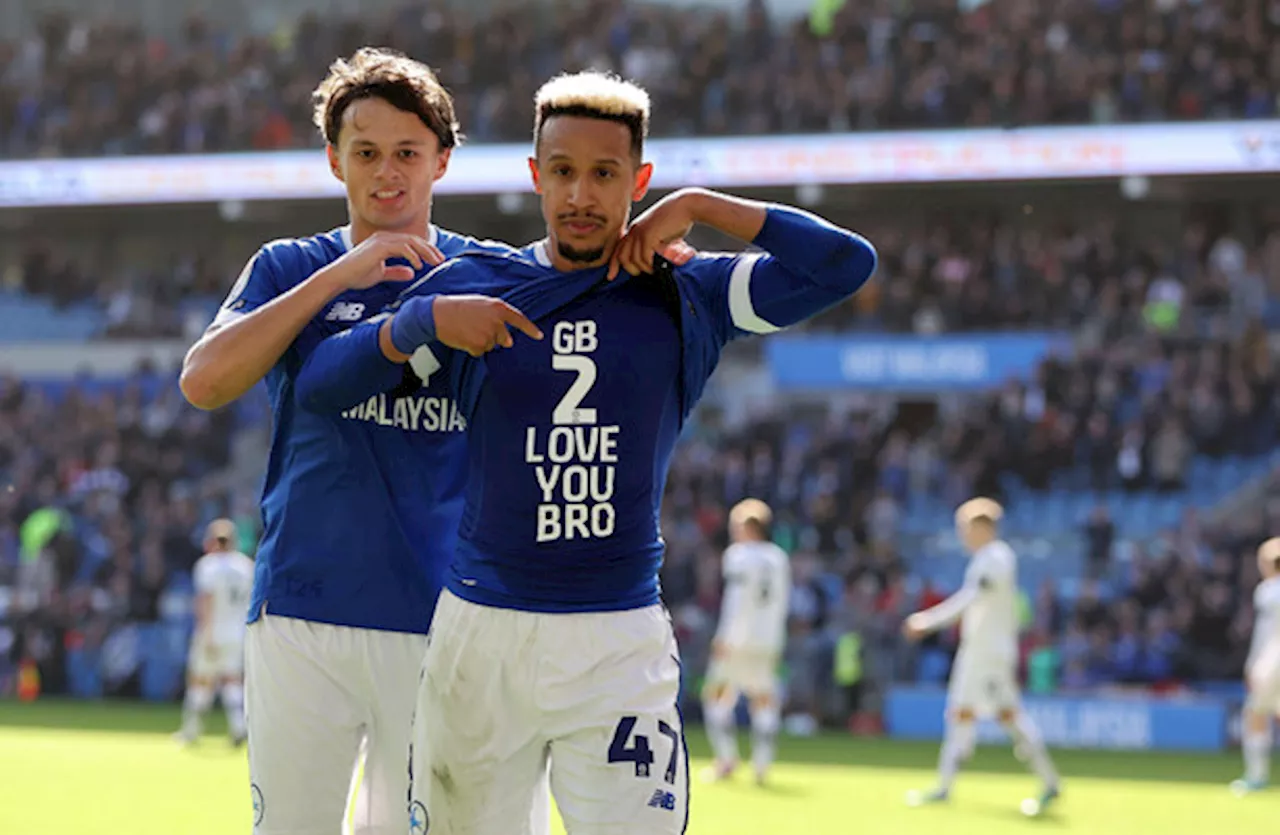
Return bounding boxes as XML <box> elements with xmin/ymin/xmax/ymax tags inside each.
<box><xmin>558</xmin><ymin>241</ymin><xmax>605</xmax><ymax>264</ymax></box>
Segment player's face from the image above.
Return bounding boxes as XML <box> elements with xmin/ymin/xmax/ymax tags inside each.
<box><xmin>327</xmin><ymin>97</ymin><xmax>451</xmax><ymax>238</ymax></box>
<box><xmin>957</xmin><ymin>519</ymin><xmax>981</xmax><ymax>554</ymax></box>
<box><xmin>529</xmin><ymin>115</ymin><xmax>652</xmax><ymax>267</ymax></box>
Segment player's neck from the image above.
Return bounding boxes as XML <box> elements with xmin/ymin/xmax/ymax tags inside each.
<box><xmin>349</xmin><ymin>216</ymin><xmax>433</xmax><ymax>247</ymax></box>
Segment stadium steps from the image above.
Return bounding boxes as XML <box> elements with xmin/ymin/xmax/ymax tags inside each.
<box><xmin>0</xmin><ymin>291</ymin><xmax>103</xmax><ymax>341</ymax></box>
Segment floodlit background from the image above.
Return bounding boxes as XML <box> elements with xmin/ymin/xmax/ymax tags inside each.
<box><xmin>2</xmin><ymin>0</ymin><xmax>1280</xmax><ymax>832</ymax></box>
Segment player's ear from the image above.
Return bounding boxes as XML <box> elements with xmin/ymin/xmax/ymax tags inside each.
<box><xmin>327</xmin><ymin>144</ymin><xmax>344</xmax><ymax>183</ymax></box>
<box><xmin>433</xmin><ymin>147</ymin><xmax>452</xmax><ymax>183</ymax></box>
<box><xmin>528</xmin><ymin>157</ymin><xmax>543</xmax><ymax>194</ymax></box>
<box><xmin>631</xmin><ymin>162</ymin><xmax>653</xmax><ymax>202</ymax></box>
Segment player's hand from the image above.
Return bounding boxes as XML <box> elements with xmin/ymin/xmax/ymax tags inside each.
<box><xmin>710</xmin><ymin>640</ymin><xmax>727</xmax><ymax>660</ymax></box>
<box><xmin>329</xmin><ymin>231</ymin><xmax>446</xmax><ymax>290</ymax></box>
<box><xmin>902</xmin><ymin>615</ymin><xmax>928</xmax><ymax>642</ymax></box>
<box><xmin>434</xmin><ymin>295</ymin><xmax>544</xmax><ymax>357</ymax></box>
<box><xmin>608</xmin><ymin>191</ymin><xmax>700</xmax><ymax>280</ymax></box>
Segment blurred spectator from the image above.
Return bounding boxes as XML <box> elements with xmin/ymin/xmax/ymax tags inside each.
<box><xmin>1084</xmin><ymin>506</ymin><xmax>1114</xmax><ymax>580</ymax></box>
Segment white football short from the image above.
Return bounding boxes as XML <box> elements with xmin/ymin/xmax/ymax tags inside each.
<box><xmin>946</xmin><ymin>651</ymin><xmax>1020</xmax><ymax>718</ymax></box>
<box><xmin>244</xmin><ymin>613</ymin><xmax>428</xmax><ymax>835</ymax></box>
<box><xmin>704</xmin><ymin>647</ymin><xmax>781</xmax><ymax>700</ymax></box>
<box><xmin>409</xmin><ymin>590</ymin><xmax>689</xmax><ymax>835</ymax></box>
<box><xmin>186</xmin><ymin>638</ymin><xmax>244</xmax><ymax>681</ymax></box>
<box><xmin>1246</xmin><ymin>640</ymin><xmax>1280</xmax><ymax>713</ymax></box>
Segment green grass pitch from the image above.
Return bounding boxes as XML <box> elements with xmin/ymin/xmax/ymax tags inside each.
<box><xmin>0</xmin><ymin>699</ymin><xmax>1274</xmax><ymax>834</ymax></box>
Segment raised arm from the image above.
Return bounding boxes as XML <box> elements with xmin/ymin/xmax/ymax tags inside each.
<box><xmin>180</xmin><ymin>232</ymin><xmax>443</xmax><ymax>411</ymax></box>
<box><xmin>610</xmin><ymin>188</ymin><xmax>877</xmax><ymax>337</ymax></box>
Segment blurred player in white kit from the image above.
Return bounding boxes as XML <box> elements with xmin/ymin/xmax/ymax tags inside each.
<box><xmin>702</xmin><ymin>499</ymin><xmax>791</xmax><ymax>785</ymax></box>
<box><xmin>901</xmin><ymin>498</ymin><xmax>1060</xmax><ymax>816</ymax></box>
<box><xmin>175</xmin><ymin>518</ymin><xmax>255</xmax><ymax>745</ymax></box>
<box><xmin>1231</xmin><ymin>537</ymin><xmax>1280</xmax><ymax>796</ymax></box>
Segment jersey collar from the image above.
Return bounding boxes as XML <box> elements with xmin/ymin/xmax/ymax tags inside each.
<box><xmin>339</xmin><ymin>224</ymin><xmax>438</xmax><ymax>252</ymax></box>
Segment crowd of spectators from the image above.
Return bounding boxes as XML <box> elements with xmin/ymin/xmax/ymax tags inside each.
<box><xmin>0</xmin><ymin>369</ymin><xmax>245</xmax><ymax>695</ymax></box>
<box><xmin>4</xmin><ymin>0</ymin><xmax>1280</xmax><ymax>159</ymax></box>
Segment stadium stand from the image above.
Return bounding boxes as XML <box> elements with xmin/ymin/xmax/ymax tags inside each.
<box><xmin>3</xmin><ymin>0</ymin><xmax>1279</xmax><ymax>158</ymax></box>
<box><xmin>2</xmin><ymin>0</ymin><xmax>1280</xmax><ymax>737</ymax></box>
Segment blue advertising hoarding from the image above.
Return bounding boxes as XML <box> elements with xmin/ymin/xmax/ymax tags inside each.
<box><xmin>765</xmin><ymin>333</ymin><xmax>1068</xmax><ymax>392</ymax></box>
<box><xmin>885</xmin><ymin>687</ymin><xmax>1227</xmax><ymax>751</ymax></box>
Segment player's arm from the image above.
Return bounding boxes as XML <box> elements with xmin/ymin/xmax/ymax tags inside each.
<box><xmin>193</xmin><ymin>591</ymin><xmax>212</xmax><ymax>643</ymax></box>
<box><xmin>191</xmin><ymin>564</ymin><xmax>213</xmax><ymax>644</ymax></box>
<box><xmin>904</xmin><ymin>585</ymin><xmax>980</xmax><ymax>639</ymax></box>
<box><xmin>179</xmin><ymin>233</ymin><xmax>444</xmax><ymax>411</ymax></box>
<box><xmin>609</xmin><ymin>188</ymin><xmax>876</xmax><ymax>336</ymax></box>
<box><xmin>292</xmin><ymin>261</ymin><xmax>542</xmax><ymax>414</ymax></box>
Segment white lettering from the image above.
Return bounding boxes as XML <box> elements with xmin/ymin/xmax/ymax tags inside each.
<box><xmin>564</xmin><ymin>504</ymin><xmax>590</xmax><ymax>539</ymax></box>
<box><xmin>574</xmin><ymin>320</ymin><xmax>598</xmax><ymax>353</ymax></box>
<box><xmin>592</xmin><ymin>502</ymin><xmax>615</xmax><ymax>537</ymax></box>
<box><xmin>535</xmin><ymin>465</ymin><xmax>561</xmax><ymax>503</ymax></box>
<box><xmin>406</xmin><ymin>397</ymin><xmax>425</xmax><ymax>431</ymax></box>
<box><xmin>531</xmin><ymin>320</ymin><xmax>614</xmax><ymax>542</ymax></box>
<box><xmin>525</xmin><ymin>427</ymin><xmax>544</xmax><ymax>463</ymax></box>
<box><xmin>599</xmin><ymin>425</ymin><xmax>619</xmax><ymax>463</ymax></box>
<box><xmin>562</xmin><ymin>465</ymin><xmax>588</xmax><ymax>502</ymax></box>
<box><xmin>552</xmin><ymin>321</ymin><xmax>576</xmax><ymax>354</ymax></box>
<box><xmin>337</xmin><ymin>396</ymin><xmax>464</xmax><ymax>433</ymax></box>
<box><xmin>376</xmin><ymin>395</ymin><xmax>395</xmax><ymax>426</ymax></box>
<box><xmin>548</xmin><ymin>427</ymin><xmax>574</xmax><ymax>463</ymax></box>
<box><xmin>590</xmin><ymin>466</ymin><xmax>615</xmax><ymax>502</ymax></box>
<box><xmin>551</xmin><ymin>355</ymin><xmax>598</xmax><ymax>425</ymax></box>
<box><xmin>537</xmin><ymin>504</ymin><xmax>561</xmax><ymax>542</ymax></box>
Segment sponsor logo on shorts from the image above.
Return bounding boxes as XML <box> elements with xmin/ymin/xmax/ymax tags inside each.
<box><xmin>647</xmin><ymin>789</ymin><xmax>677</xmax><ymax>811</ymax></box>
<box><xmin>409</xmin><ymin>800</ymin><xmax>429</xmax><ymax>834</ymax></box>
<box><xmin>251</xmin><ymin>783</ymin><xmax>264</xmax><ymax>827</ymax></box>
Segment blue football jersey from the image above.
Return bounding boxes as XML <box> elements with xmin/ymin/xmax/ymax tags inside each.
<box><xmin>431</xmin><ymin>243</ymin><xmax>772</xmax><ymax>613</ymax></box>
<box><xmin>218</xmin><ymin>224</ymin><xmax>480</xmax><ymax>633</ymax></box>
<box><xmin>451</xmin><ymin>246</ymin><xmax>684</xmax><ymax>612</ymax></box>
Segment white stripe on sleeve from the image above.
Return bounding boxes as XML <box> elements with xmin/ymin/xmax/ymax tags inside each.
<box><xmin>727</xmin><ymin>253</ymin><xmax>779</xmax><ymax>334</ymax></box>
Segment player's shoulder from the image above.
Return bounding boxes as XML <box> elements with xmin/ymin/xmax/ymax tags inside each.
<box><xmin>673</xmin><ymin>250</ymin><xmax>756</xmax><ymax>283</ymax></box>
<box><xmin>1258</xmin><ymin>577</ymin><xmax>1280</xmax><ymax>604</ymax></box>
<box><xmin>974</xmin><ymin>540</ymin><xmax>1016</xmax><ymax>571</ymax></box>
<box><xmin>398</xmin><ymin>241</ymin><xmax>546</xmax><ymax>301</ymax></box>
<box><xmin>254</xmin><ymin>227</ymin><xmax>347</xmax><ymax>282</ymax></box>
<box><xmin>433</xmin><ymin>226</ymin><xmax>516</xmax><ymax>259</ymax></box>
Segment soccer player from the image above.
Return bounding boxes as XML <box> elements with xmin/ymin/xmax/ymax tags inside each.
<box><xmin>1231</xmin><ymin>537</ymin><xmax>1280</xmax><ymax>796</ymax></box>
<box><xmin>174</xmin><ymin>518</ymin><xmax>255</xmax><ymax>746</ymax></box>
<box><xmin>902</xmin><ymin>498</ymin><xmax>1061</xmax><ymax>816</ymax></box>
<box><xmin>293</xmin><ymin>71</ymin><xmax>877</xmax><ymax>834</ymax></box>
<box><xmin>701</xmin><ymin>498</ymin><xmax>791</xmax><ymax>785</ymax></box>
<box><xmin>178</xmin><ymin>48</ymin><xmax>539</xmax><ymax>835</ymax></box>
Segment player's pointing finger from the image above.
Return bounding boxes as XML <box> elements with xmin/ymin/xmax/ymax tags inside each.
<box><xmin>498</xmin><ymin>302</ymin><xmax>543</xmax><ymax>340</ymax></box>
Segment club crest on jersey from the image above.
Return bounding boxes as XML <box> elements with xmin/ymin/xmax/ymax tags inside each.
<box><xmin>326</xmin><ymin>301</ymin><xmax>366</xmax><ymax>322</ymax></box>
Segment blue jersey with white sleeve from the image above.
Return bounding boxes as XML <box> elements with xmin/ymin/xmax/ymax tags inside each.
<box><xmin>292</xmin><ymin>206</ymin><xmax>877</xmax><ymax>615</ymax></box>
<box><xmin>217</xmin><ymin>224</ymin><xmax>487</xmax><ymax>633</ymax></box>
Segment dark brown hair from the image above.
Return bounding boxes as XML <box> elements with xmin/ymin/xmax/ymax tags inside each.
<box><xmin>313</xmin><ymin>47</ymin><xmax>460</xmax><ymax>149</ymax></box>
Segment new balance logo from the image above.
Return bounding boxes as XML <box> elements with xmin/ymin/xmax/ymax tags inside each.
<box><xmin>326</xmin><ymin>301</ymin><xmax>366</xmax><ymax>321</ymax></box>
<box><xmin>646</xmin><ymin>790</ymin><xmax>677</xmax><ymax>811</ymax></box>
